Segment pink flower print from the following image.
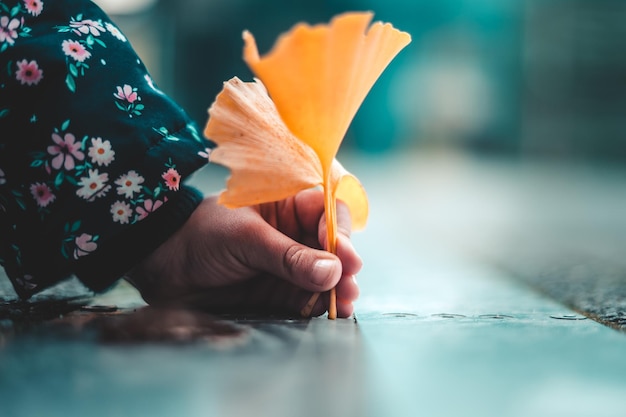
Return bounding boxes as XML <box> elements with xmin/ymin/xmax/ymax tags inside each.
<box><xmin>136</xmin><ymin>198</ymin><xmax>164</xmax><ymax>221</ymax></box>
<box><xmin>73</xmin><ymin>233</ymin><xmax>98</xmax><ymax>259</ymax></box>
<box><xmin>48</xmin><ymin>132</ymin><xmax>85</xmax><ymax>170</ymax></box>
<box><xmin>62</xmin><ymin>39</ymin><xmax>91</xmax><ymax>62</ymax></box>
<box><xmin>76</xmin><ymin>169</ymin><xmax>109</xmax><ymax>201</ymax></box>
<box><xmin>15</xmin><ymin>274</ymin><xmax>37</xmax><ymax>290</ymax></box>
<box><xmin>198</xmin><ymin>147</ymin><xmax>212</xmax><ymax>160</ymax></box>
<box><xmin>69</xmin><ymin>19</ymin><xmax>105</xmax><ymax>37</ymax></box>
<box><xmin>23</xmin><ymin>0</ymin><xmax>44</xmax><ymax>17</ymax></box>
<box><xmin>114</xmin><ymin>84</ymin><xmax>138</xmax><ymax>103</ymax></box>
<box><xmin>115</xmin><ymin>170</ymin><xmax>144</xmax><ymax>198</ymax></box>
<box><xmin>15</xmin><ymin>59</ymin><xmax>43</xmax><ymax>86</ymax></box>
<box><xmin>88</xmin><ymin>137</ymin><xmax>115</xmax><ymax>166</ymax></box>
<box><xmin>0</xmin><ymin>16</ymin><xmax>20</xmax><ymax>46</ymax></box>
<box><xmin>110</xmin><ymin>200</ymin><xmax>132</xmax><ymax>224</ymax></box>
<box><xmin>105</xmin><ymin>22</ymin><xmax>126</xmax><ymax>42</ymax></box>
<box><xmin>114</xmin><ymin>85</ymin><xmax>144</xmax><ymax>117</ymax></box>
<box><xmin>162</xmin><ymin>168</ymin><xmax>181</xmax><ymax>191</ymax></box>
<box><xmin>30</xmin><ymin>182</ymin><xmax>55</xmax><ymax>207</ymax></box>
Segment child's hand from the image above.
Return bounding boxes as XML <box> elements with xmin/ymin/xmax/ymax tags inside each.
<box><xmin>127</xmin><ymin>189</ymin><xmax>362</xmax><ymax>317</ymax></box>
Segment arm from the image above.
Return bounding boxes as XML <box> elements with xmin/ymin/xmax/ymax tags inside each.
<box><xmin>0</xmin><ymin>0</ymin><xmax>209</xmax><ymax>297</ymax></box>
<box><xmin>0</xmin><ymin>0</ymin><xmax>361</xmax><ymax>316</ymax></box>
<box><xmin>128</xmin><ymin>190</ymin><xmax>362</xmax><ymax>317</ymax></box>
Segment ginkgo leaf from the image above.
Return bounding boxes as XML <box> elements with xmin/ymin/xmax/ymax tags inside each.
<box><xmin>243</xmin><ymin>11</ymin><xmax>412</xmax><ymax>173</ymax></box>
<box><xmin>206</xmin><ymin>77</ymin><xmax>322</xmax><ymax>207</ymax></box>
<box><xmin>331</xmin><ymin>159</ymin><xmax>368</xmax><ymax>231</ymax></box>
<box><xmin>205</xmin><ymin>77</ymin><xmax>369</xmax><ymax>231</ymax></box>
<box><xmin>204</xmin><ymin>12</ymin><xmax>410</xmax><ymax>318</ymax></box>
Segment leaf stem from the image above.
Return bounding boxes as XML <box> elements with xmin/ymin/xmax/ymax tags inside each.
<box><xmin>324</xmin><ymin>179</ymin><xmax>338</xmax><ymax>320</ymax></box>
<box><xmin>300</xmin><ymin>179</ymin><xmax>338</xmax><ymax>319</ymax></box>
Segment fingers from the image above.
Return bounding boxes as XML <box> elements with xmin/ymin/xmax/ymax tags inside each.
<box><xmin>247</xmin><ymin>219</ymin><xmax>343</xmax><ymax>293</ymax></box>
<box><xmin>167</xmin><ymin>274</ymin><xmax>354</xmax><ymax>319</ymax></box>
<box><xmin>237</xmin><ymin>191</ymin><xmax>361</xmax><ymax>317</ymax></box>
<box><xmin>318</xmin><ymin>200</ymin><xmax>363</xmax><ymax>277</ymax></box>
<box><xmin>335</xmin><ymin>274</ymin><xmax>359</xmax><ymax>303</ymax></box>
<box><xmin>336</xmin><ymin>299</ymin><xmax>355</xmax><ymax>318</ymax></box>
<box><xmin>336</xmin><ymin>235</ymin><xmax>363</xmax><ymax>277</ymax></box>
<box><xmin>293</xmin><ymin>188</ymin><xmax>326</xmax><ymax>236</ymax></box>
<box><xmin>292</xmin><ymin>189</ymin><xmax>362</xmax><ymax>317</ymax></box>
<box><xmin>316</xmin><ymin>196</ymin><xmax>350</xmax><ymax>248</ymax></box>
<box><xmin>293</xmin><ymin>189</ymin><xmax>354</xmax><ymax>242</ymax></box>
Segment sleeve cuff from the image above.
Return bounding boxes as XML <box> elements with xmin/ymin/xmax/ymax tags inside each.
<box><xmin>73</xmin><ymin>185</ymin><xmax>204</xmax><ymax>293</ymax></box>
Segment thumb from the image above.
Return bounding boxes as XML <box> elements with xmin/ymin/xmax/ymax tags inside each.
<box><xmin>249</xmin><ymin>223</ymin><xmax>342</xmax><ymax>292</ymax></box>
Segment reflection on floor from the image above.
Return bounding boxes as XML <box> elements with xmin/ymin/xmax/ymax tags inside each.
<box><xmin>2</xmin><ymin>150</ymin><xmax>626</xmax><ymax>417</ymax></box>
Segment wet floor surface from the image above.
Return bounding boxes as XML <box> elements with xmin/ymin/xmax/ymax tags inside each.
<box><xmin>2</xmin><ymin>151</ymin><xmax>626</xmax><ymax>417</ymax></box>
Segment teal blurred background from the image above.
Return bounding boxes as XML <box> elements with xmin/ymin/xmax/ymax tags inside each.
<box><xmin>97</xmin><ymin>0</ymin><xmax>626</xmax><ymax>160</ymax></box>
<box><xmin>4</xmin><ymin>4</ymin><xmax>626</xmax><ymax>416</ymax></box>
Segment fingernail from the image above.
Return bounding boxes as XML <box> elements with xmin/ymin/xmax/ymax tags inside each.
<box><xmin>312</xmin><ymin>259</ymin><xmax>338</xmax><ymax>287</ymax></box>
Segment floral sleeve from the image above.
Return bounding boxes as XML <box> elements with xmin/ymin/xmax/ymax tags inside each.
<box><xmin>0</xmin><ymin>0</ymin><xmax>213</xmax><ymax>298</ymax></box>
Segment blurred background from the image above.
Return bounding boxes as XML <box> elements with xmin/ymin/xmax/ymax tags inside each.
<box><xmin>90</xmin><ymin>0</ymin><xmax>626</xmax><ymax>333</ymax></box>
<box><xmin>95</xmin><ymin>0</ymin><xmax>626</xmax><ymax>161</ymax></box>
<box><xmin>3</xmin><ymin>4</ymin><xmax>626</xmax><ymax>416</ymax></box>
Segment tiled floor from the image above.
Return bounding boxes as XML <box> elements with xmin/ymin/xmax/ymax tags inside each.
<box><xmin>2</xmin><ymin>150</ymin><xmax>626</xmax><ymax>417</ymax></box>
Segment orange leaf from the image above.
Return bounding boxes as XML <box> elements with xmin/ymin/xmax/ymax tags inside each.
<box><xmin>243</xmin><ymin>11</ymin><xmax>411</xmax><ymax>173</ymax></box>
<box><xmin>206</xmin><ymin>12</ymin><xmax>409</xmax><ymax>318</ymax></box>
<box><xmin>204</xmin><ymin>77</ymin><xmax>368</xmax><ymax>231</ymax></box>
<box><xmin>331</xmin><ymin>160</ymin><xmax>368</xmax><ymax>231</ymax></box>
<box><xmin>205</xmin><ymin>77</ymin><xmax>322</xmax><ymax>207</ymax></box>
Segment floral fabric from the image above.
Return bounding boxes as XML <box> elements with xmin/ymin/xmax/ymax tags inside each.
<box><xmin>0</xmin><ymin>0</ymin><xmax>212</xmax><ymax>298</ymax></box>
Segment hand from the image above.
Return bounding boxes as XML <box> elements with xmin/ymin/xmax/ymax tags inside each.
<box><xmin>127</xmin><ymin>189</ymin><xmax>362</xmax><ymax>318</ymax></box>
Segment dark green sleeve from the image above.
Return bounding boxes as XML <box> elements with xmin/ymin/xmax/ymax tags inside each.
<box><xmin>0</xmin><ymin>0</ymin><xmax>214</xmax><ymax>297</ymax></box>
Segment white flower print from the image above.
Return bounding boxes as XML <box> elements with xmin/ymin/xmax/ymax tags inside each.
<box><xmin>115</xmin><ymin>170</ymin><xmax>144</xmax><ymax>198</ymax></box>
<box><xmin>110</xmin><ymin>200</ymin><xmax>132</xmax><ymax>224</ymax></box>
<box><xmin>87</xmin><ymin>137</ymin><xmax>115</xmax><ymax>166</ymax></box>
<box><xmin>105</xmin><ymin>22</ymin><xmax>126</xmax><ymax>42</ymax></box>
<box><xmin>0</xmin><ymin>168</ymin><xmax>5</xmax><ymax>185</ymax></box>
<box><xmin>76</xmin><ymin>169</ymin><xmax>110</xmax><ymax>201</ymax></box>
<box><xmin>70</xmin><ymin>19</ymin><xmax>105</xmax><ymax>37</ymax></box>
<box><xmin>0</xmin><ymin>15</ymin><xmax>20</xmax><ymax>46</ymax></box>
<box><xmin>56</xmin><ymin>16</ymin><xmax>109</xmax><ymax>92</ymax></box>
